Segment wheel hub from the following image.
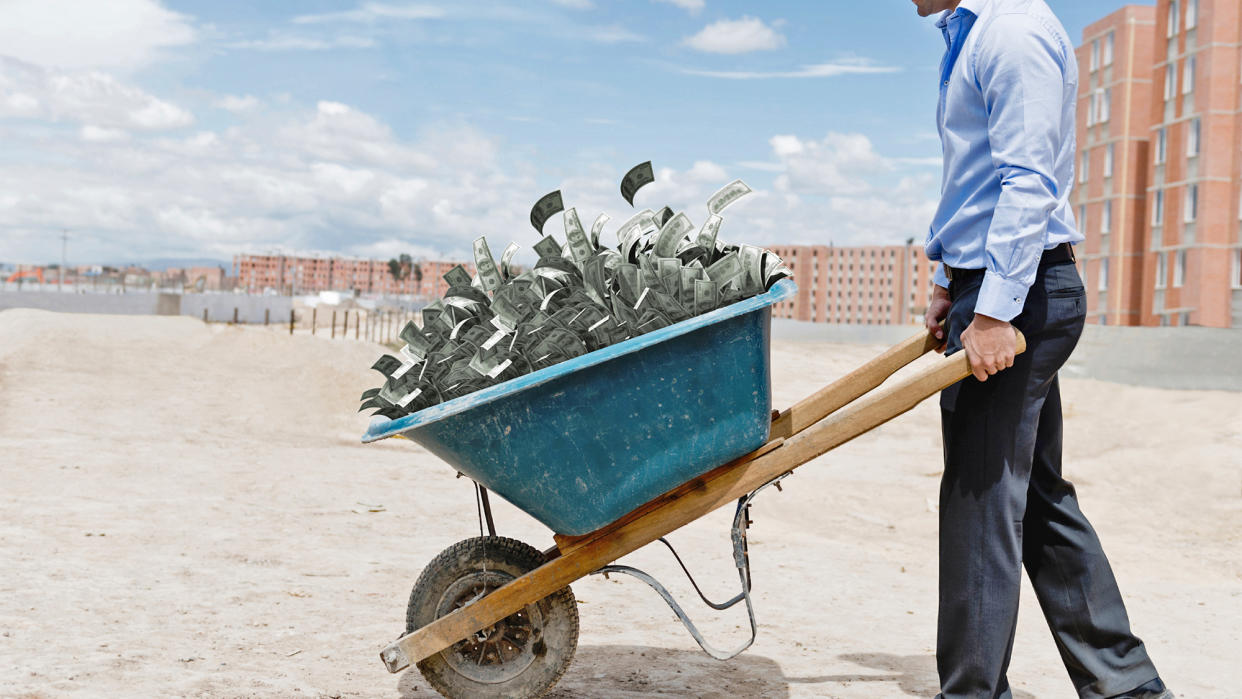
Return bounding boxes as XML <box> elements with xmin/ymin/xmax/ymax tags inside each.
<box><xmin>436</xmin><ymin>570</ymin><xmax>544</xmax><ymax>684</ymax></box>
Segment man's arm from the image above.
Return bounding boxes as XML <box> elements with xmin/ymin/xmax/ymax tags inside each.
<box><xmin>962</xmin><ymin>14</ymin><xmax>1068</xmax><ymax>380</ymax></box>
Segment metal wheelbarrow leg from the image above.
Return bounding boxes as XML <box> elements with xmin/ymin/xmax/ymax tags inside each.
<box><xmin>381</xmin><ymin>328</ymin><xmax>1027</xmax><ymax>676</ymax></box>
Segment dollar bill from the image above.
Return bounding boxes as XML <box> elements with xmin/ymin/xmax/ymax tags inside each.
<box><xmin>563</xmin><ymin>208</ymin><xmax>594</xmax><ymax>265</ymax></box>
<box><xmin>399</xmin><ymin>321</ymin><xmax>433</xmax><ymax>358</ymax></box>
<box><xmin>707</xmin><ymin>179</ymin><xmax>752</xmax><ymax>215</ymax></box>
<box><xmin>620</xmin><ymin>161</ymin><xmax>654</xmax><ymax>206</ymax></box>
<box><xmin>371</xmin><ymin>355</ymin><xmax>403</xmax><ymax>378</ymax></box>
<box><xmin>738</xmin><ymin>244</ymin><xmax>765</xmax><ymax>295</ymax></box>
<box><xmin>589</xmin><ymin>213</ymin><xmax>610</xmax><ymax>251</ymax></box>
<box><xmin>694</xmin><ymin>279</ymin><xmax>719</xmax><ymax>315</ymax></box>
<box><xmin>533</xmin><ymin>235</ymin><xmax>562</xmax><ymax>260</ymax></box>
<box><xmin>679</xmin><ymin>266</ymin><xmax>702</xmax><ymax>310</ymax></box>
<box><xmin>705</xmin><ymin>251</ymin><xmax>744</xmax><ymax>286</ymax></box>
<box><xmin>652</xmin><ymin>212</ymin><xmax>693</xmax><ymax>258</ymax></box>
<box><xmin>653</xmin><ymin>206</ymin><xmax>673</xmax><ymax>228</ymax></box>
<box><xmin>695</xmin><ymin>213</ymin><xmax>723</xmax><ymax>252</ymax></box>
<box><xmin>583</xmin><ymin>254</ymin><xmax>609</xmax><ymax>306</ymax></box>
<box><xmin>473</xmin><ymin>237</ymin><xmax>503</xmax><ymax>293</ymax></box>
<box><xmin>443</xmin><ymin>264</ymin><xmax>472</xmax><ymax>288</ymax></box>
<box><xmin>530</xmin><ymin>190</ymin><xmax>565</xmax><ymax>234</ymax></box>
<box><xmin>615</xmin><ymin>209</ymin><xmax>654</xmax><ymax>259</ymax></box>
<box><xmin>500</xmin><ymin>243</ymin><xmax>519</xmax><ymax>280</ymax></box>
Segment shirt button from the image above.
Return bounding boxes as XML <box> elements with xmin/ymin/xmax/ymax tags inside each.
<box><xmin>943</xmin><ymin>80</ymin><xmax>950</xmax><ymax>86</ymax></box>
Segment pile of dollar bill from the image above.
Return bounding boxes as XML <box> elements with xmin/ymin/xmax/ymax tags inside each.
<box><xmin>359</xmin><ymin>162</ymin><xmax>791</xmax><ymax>419</ymax></box>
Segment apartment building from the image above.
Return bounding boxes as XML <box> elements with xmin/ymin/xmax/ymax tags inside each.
<box><xmin>767</xmin><ymin>244</ymin><xmax>940</xmax><ymax>325</ymax></box>
<box><xmin>1077</xmin><ymin>0</ymin><xmax>1242</xmax><ymax>327</ymax></box>
<box><xmin>234</xmin><ymin>253</ymin><xmax>473</xmax><ymax>297</ymax></box>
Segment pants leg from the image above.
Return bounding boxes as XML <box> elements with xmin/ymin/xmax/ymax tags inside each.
<box><xmin>936</xmin><ymin>263</ymin><xmax>1159</xmax><ymax>699</ymax></box>
<box><xmin>1022</xmin><ymin>377</ymin><xmax>1159</xmax><ymax>698</ymax></box>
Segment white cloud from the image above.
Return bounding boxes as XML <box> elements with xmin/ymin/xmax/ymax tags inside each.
<box><xmin>683</xmin><ymin>16</ymin><xmax>784</xmax><ymax>54</ymax></box>
<box><xmin>80</xmin><ymin>125</ymin><xmax>130</xmax><ymax>143</ymax></box>
<box><xmin>551</xmin><ymin>0</ymin><xmax>595</xmax><ymax>8</ymax></box>
<box><xmin>292</xmin><ymin>3</ymin><xmax>445</xmax><ymax>24</ymax></box>
<box><xmin>654</xmin><ymin>0</ymin><xmax>705</xmax><ymax>14</ymax></box>
<box><xmin>0</xmin><ymin>56</ymin><xmax>193</xmax><ymax>130</ymax></box>
<box><xmin>586</xmin><ymin>25</ymin><xmax>646</xmax><ymax>44</ymax></box>
<box><xmin>0</xmin><ymin>0</ymin><xmax>195</xmax><ymax>73</ymax></box>
<box><xmin>227</xmin><ymin>34</ymin><xmax>377</xmax><ymax>52</ymax></box>
<box><xmin>214</xmin><ymin>95</ymin><xmax>261</xmax><ymax>113</ymax></box>
<box><xmin>682</xmin><ymin>57</ymin><xmax>901</xmax><ymax>79</ymax></box>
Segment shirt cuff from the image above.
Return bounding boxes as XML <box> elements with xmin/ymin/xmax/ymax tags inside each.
<box><xmin>974</xmin><ymin>271</ymin><xmax>1030</xmax><ymax>322</ymax></box>
<box><xmin>933</xmin><ymin>264</ymin><xmax>950</xmax><ymax>289</ymax></box>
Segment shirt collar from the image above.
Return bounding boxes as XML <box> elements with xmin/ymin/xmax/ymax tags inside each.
<box><xmin>937</xmin><ymin>0</ymin><xmax>988</xmax><ymax>27</ymax></box>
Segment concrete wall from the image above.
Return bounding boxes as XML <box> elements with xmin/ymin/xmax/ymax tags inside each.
<box><xmin>0</xmin><ymin>290</ymin><xmax>292</xmax><ymax>325</ymax></box>
<box><xmin>771</xmin><ymin>318</ymin><xmax>1242</xmax><ymax>391</ymax></box>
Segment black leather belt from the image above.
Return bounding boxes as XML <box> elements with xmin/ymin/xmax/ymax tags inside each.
<box><xmin>942</xmin><ymin>242</ymin><xmax>1076</xmax><ymax>282</ymax></box>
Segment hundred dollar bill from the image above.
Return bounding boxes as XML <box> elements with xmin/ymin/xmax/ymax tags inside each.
<box><xmin>371</xmin><ymin>355</ymin><xmax>403</xmax><ymax>378</ymax></box>
<box><xmin>694</xmin><ymin>278</ymin><xmax>719</xmax><ymax>315</ymax></box>
<box><xmin>583</xmin><ymin>254</ymin><xmax>609</xmax><ymax>306</ymax></box>
<box><xmin>500</xmin><ymin>242</ymin><xmax>519</xmax><ymax>280</ymax></box>
<box><xmin>656</xmin><ymin>256</ymin><xmax>682</xmax><ymax>279</ymax></box>
<box><xmin>399</xmin><ymin>321</ymin><xmax>433</xmax><ymax>358</ymax></box>
<box><xmin>473</xmin><ymin>237</ymin><xmax>503</xmax><ymax>292</ymax></box>
<box><xmin>533</xmin><ymin>235</ymin><xmax>563</xmax><ymax>260</ymax></box>
<box><xmin>679</xmin><ymin>266</ymin><xmax>702</xmax><ymax>310</ymax></box>
<box><xmin>695</xmin><ymin>213</ymin><xmax>723</xmax><ymax>252</ymax></box>
<box><xmin>738</xmin><ymin>244</ymin><xmax>765</xmax><ymax>295</ymax></box>
<box><xmin>705</xmin><ymin>251</ymin><xmax>744</xmax><ymax>286</ymax></box>
<box><xmin>443</xmin><ymin>264</ymin><xmax>472</xmax><ymax>288</ymax></box>
<box><xmin>620</xmin><ymin>161</ymin><xmax>655</xmax><ymax>206</ymax></box>
<box><xmin>589</xmin><ymin>213</ymin><xmax>610</xmax><ymax>251</ymax></box>
<box><xmin>563</xmin><ymin>208</ymin><xmax>594</xmax><ymax>265</ymax></box>
<box><xmin>652</xmin><ymin>212</ymin><xmax>693</xmax><ymax>258</ymax></box>
<box><xmin>653</xmin><ymin>206</ymin><xmax>673</xmax><ymax>228</ymax></box>
<box><xmin>617</xmin><ymin>209</ymin><xmax>655</xmax><ymax>261</ymax></box>
<box><xmin>530</xmin><ymin>190</ymin><xmax>565</xmax><ymax>234</ymax></box>
<box><xmin>707</xmin><ymin>179</ymin><xmax>752</xmax><ymax>215</ymax></box>
<box><xmin>360</xmin><ymin>387</ymin><xmax>381</xmax><ymax>401</ymax></box>
<box><xmin>615</xmin><ymin>262</ymin><xmax>640</xmax><ymax>301</ymax></box>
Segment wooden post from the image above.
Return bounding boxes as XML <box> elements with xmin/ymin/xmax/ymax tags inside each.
<box><xmin>331</xmin><ymin>311</ymin><xmax>337</xmax><ymax>339</ymax></box>
<box><xmin>343</xmin><ymin>310</ymin><xmax>349</xmax><ymax>340</ymax></box>
<box><xmin>289</xmin><ymin>309</ymin><xmax>295</xmax><ymax>335</ymax></box>
<box><xmin>233</xmin><ymin>307</ymin><xmax>238</xmax><ymax>324</ymax></box>
<box><xmin>202</xmin><ymin>308</ymin><xmax>208</xmax><ymax>323</ymax></box>
<box><xmin>265</xmin><ymin>308</ymin><xmax>270</xmax><ymax>326</ymax></box>
<box><xmin>312</xmin><ymin>308</ymin><xmax>317</xmax><ymax>335</ymax></box>
<box><xmin>355</xmin><ymin>312</ymin><xmax>360</xmax><ymax>340</ymax></box>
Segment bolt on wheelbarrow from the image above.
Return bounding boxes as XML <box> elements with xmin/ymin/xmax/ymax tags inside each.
<box><xmin>360</xmin><ymin>280</ymin><xmax>1026</xmax><ymax>698</ymax></box>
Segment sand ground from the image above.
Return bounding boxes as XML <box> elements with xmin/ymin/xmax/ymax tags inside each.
<box><xmin>1</xmin><ymin>309</ymin><xmax>1239</xmax><ymax>698</ymax></box>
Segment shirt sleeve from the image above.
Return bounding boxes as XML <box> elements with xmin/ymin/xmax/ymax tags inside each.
<box><xmin>933</xmin><ymin>262</ymin><xmax>950</xmax><ymax>289</ymax></box>
<box><xmin>972</xmin><ymin>14</ymin><xmax>1068</xmax><ymax>321</ymax></box>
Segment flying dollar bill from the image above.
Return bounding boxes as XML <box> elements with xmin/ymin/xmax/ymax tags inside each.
<box><xmin>620</xmin><ymin>161</ymin><xmax>655</xmax><ymax>206</ymax></box>
<box><xmin>473</xmin><ymin>237</ymin><xmax>503</xmax><ymax>292</ymax></box>
<box><xmin>533</xmin><ymin>235</ymin><xmax>563</xmax><ymax>260</ymax></box>
<box><xmin>589</xmin><ymin>213</ymin><xmax>610</xmax><ymax>251</ymax></box>
<box><xmin>530</xmin><ymin>190</ymin><xmax>565</xmax><ymax>234</ymax></box>
<box><xmin>707</xmin><ymin>179</ymin><xmax>752</xmax><ymax>215</ymax></box>
<box><xmin>652</xmin><ymin>212</ymin><xmax>694</xmax><ymax>258</ymax></box>
<box><xmin>563</xmin><ymin>207</ymin><xmax>594</xmax><ymax>265</ymax></box>
<box><xmin>695</xmin><ymin>214</ymin><xmax>723</xmax><ymax>251</ymax></box>
<box><xmin>653</xmin><ymin>206</ymin><xmax>673</xmax><ymax>228</ymax></box>
<box><xmin>500</xmin><ymin>243</ymin><xmax>519</xmax><ymax>280</ymax></box>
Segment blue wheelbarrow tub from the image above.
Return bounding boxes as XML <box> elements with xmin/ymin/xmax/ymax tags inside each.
<box><xmin>363</xmin><ymin>279</ymin><xmax>797</xmax><ymax>536</ymax></box>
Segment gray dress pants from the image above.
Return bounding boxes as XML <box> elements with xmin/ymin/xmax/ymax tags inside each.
<box><xmin>936</xmin><ymin>260</ymin><xmax>1159</xmax><ymax>699</ymax></box>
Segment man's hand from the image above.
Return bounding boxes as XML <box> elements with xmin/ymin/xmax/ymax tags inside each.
<box><xmin>960</xmin><ymin>314</ymin><xmax>1017</xmax><ymax>382</ymax></box>
<box><xmin>925</xmin><ymin>285</ymin><xmax>952</xmax><ymax>353</ymax></box>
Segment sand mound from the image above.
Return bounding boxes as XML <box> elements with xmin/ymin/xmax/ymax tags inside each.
<box><xmin>1</xmin><ymin>311</ymin><xmax>1238</xmax><ymax>697</ymax></box>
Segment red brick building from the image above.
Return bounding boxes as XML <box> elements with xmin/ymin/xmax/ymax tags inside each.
<box><xmin>233</xmin><ymin>253</ymin><xmax>472</xmax><ymax>297</ymax></box>
<box><xmin>1076</xmin><ymin>0</ymin><xmax>1242</xmax><ymax>327</ymax></box>
<box><xmin>768</xmin><ymin>244</ymin><xmax>941</xmax><ymax>325</ymax></box>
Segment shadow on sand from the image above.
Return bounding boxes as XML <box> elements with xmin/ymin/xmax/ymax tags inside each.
<box><xmin>396</xmin><ymin>645</ymin><xmax>1039</xmax><ymax>698</ymax></box>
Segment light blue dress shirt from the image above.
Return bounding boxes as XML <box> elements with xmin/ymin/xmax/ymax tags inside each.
<box><xmin>925</xmin><ymin>0</ymin><xmax>1084</xmax><ymax>321</ymax></box>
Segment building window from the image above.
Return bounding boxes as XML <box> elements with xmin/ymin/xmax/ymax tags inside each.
<box><xmin>1153</xmin><ymin>190</ymin><xmax>1165</xmax><ymax>224</ymax></box>
<box><xmin>1183</xmin><ymin>57</ymin><xmax>1196</xmax><ymax>94</ymax></box>
<box><xmin>1104</xmin><ymin>143</ymin><xmax>1115</xmax><ymax>178</ymax></box>
<box><xmin>1156</xmin><ymin>128</ymin><xmax>1168</xmax><ymax>163</ymax></box>
<box><xmin>1168</xmin><ymin>1</ymin><xmax>1179</xmax><ymax>37</ymax></box>
<box><xmin>1090</xmin><ymin>40</ymin><xmax>1100</xmax><ymax>71</ymax></box>
<box><xmin>1104</xmin><ymin>32</ymin><xmax>1115</xmax><ymax>67</ymax></box>
<box><xmin>1156</xmin><ymin>252</ymin><xmax>1168</xmax><ymax>289</ymax></box>
<box><xmin>1099</xmin><ymin>257</ymin><xmax>1109</xmax><ymax>290</ymax></box>
<box><xmin>1099</xmin><ymin>88</ymin><xmax>1110</xmax><ymax>123</ymax></box>
<box><xmin>1080</xmin><ymin>150</ymin><xmax>1089</xmax><ymax>183</ymax></box>
<box><xmin>1185</xmin><ymin>184</ymin><xmax>1199</xmax><ymax>222</ymax></box>
<box><xmin>1102</xmin><ymin>201</ymin><xmax>1112</xmax><ymax>233</ymax></box>
<box><xmin>1174</xmin><ymin>250</ymin><xmax>1186</xmax><ymax>287</ymax></box>
<box><xmin>1233</xmin><ymin>249</ymin><xmax>1242</xmax><ymax>288</ymax></box>
<box><xmin>1187</xmin><ymin>118</ymin><xmax>1201</xmax><ymax>157</ymax></box>
<box><xmin>1164</xmin><ymin>67</ymin><xmax>1176</xmax><ymax>101</ymax></box>
<box><xmin>1187</xmin><ymin>0</ymin><xmax>1198</xmax><ymax>29</ymax></box>
<box><xmin>1079</xmin><ymin>204</ymin><xmax>1088</xmax><ymax>230</ymax></box>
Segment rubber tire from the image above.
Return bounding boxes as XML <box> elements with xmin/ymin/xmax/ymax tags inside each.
<box><xmin>407</xmin><ymin>537</ymin><xmax>579</xmax><ymax>699</ymax></box>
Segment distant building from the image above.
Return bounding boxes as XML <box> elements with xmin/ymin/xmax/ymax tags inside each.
<box><xmin>233</xmin><ymin>253</ymin><xmax>474</xmax><ymax>297</ymax></box>
<box><xmin>768</xmin><ymin>244</ymin><xmax>941</xmax><ymax>325</ymax></box>
<box><xmin>1076</xmin><ymin>0</ymin><xmax>1242</xmax><ymax>327</ymax></box>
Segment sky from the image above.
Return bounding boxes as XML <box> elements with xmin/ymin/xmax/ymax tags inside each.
<box><xmin>0</xmin><ymin>0</ymin><xmax>1143</xmax><ymax>268</ymax></box>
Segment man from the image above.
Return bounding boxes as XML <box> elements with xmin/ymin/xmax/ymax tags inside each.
<box><xmin>913</xmin><ymin>0</ymin><xmax>1172</xmax><ymax>697</ymax></box>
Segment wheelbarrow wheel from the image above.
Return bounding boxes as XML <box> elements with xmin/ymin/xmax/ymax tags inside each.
<box><xmin>407</xmin><ymin>536</ymin><xmax>579</xmax><ymax>699</ymax></box>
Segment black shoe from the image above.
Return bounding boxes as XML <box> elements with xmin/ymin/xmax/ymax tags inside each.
<box><xmin>1109</xmin><ymin>677</ymin><xmax>1174</xmax><ymax>699</ymax></box>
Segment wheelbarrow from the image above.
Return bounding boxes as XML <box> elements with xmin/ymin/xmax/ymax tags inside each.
<box><xmin>361</xmin><ymin>279</ymin><xmax>1026</xmax><ymax>698</ymax></box>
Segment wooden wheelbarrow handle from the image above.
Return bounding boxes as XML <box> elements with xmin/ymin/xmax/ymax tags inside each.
<box><xmin>379</xmin><ymin>327</ymin><xmax>1026</xmax><ymax>673</ymax></box>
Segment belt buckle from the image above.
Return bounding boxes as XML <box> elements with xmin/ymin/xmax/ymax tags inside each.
<box><xmin>943</xmin><ymin>264</ymin><xmax>954</xmax><ymax>282</ymax></box>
